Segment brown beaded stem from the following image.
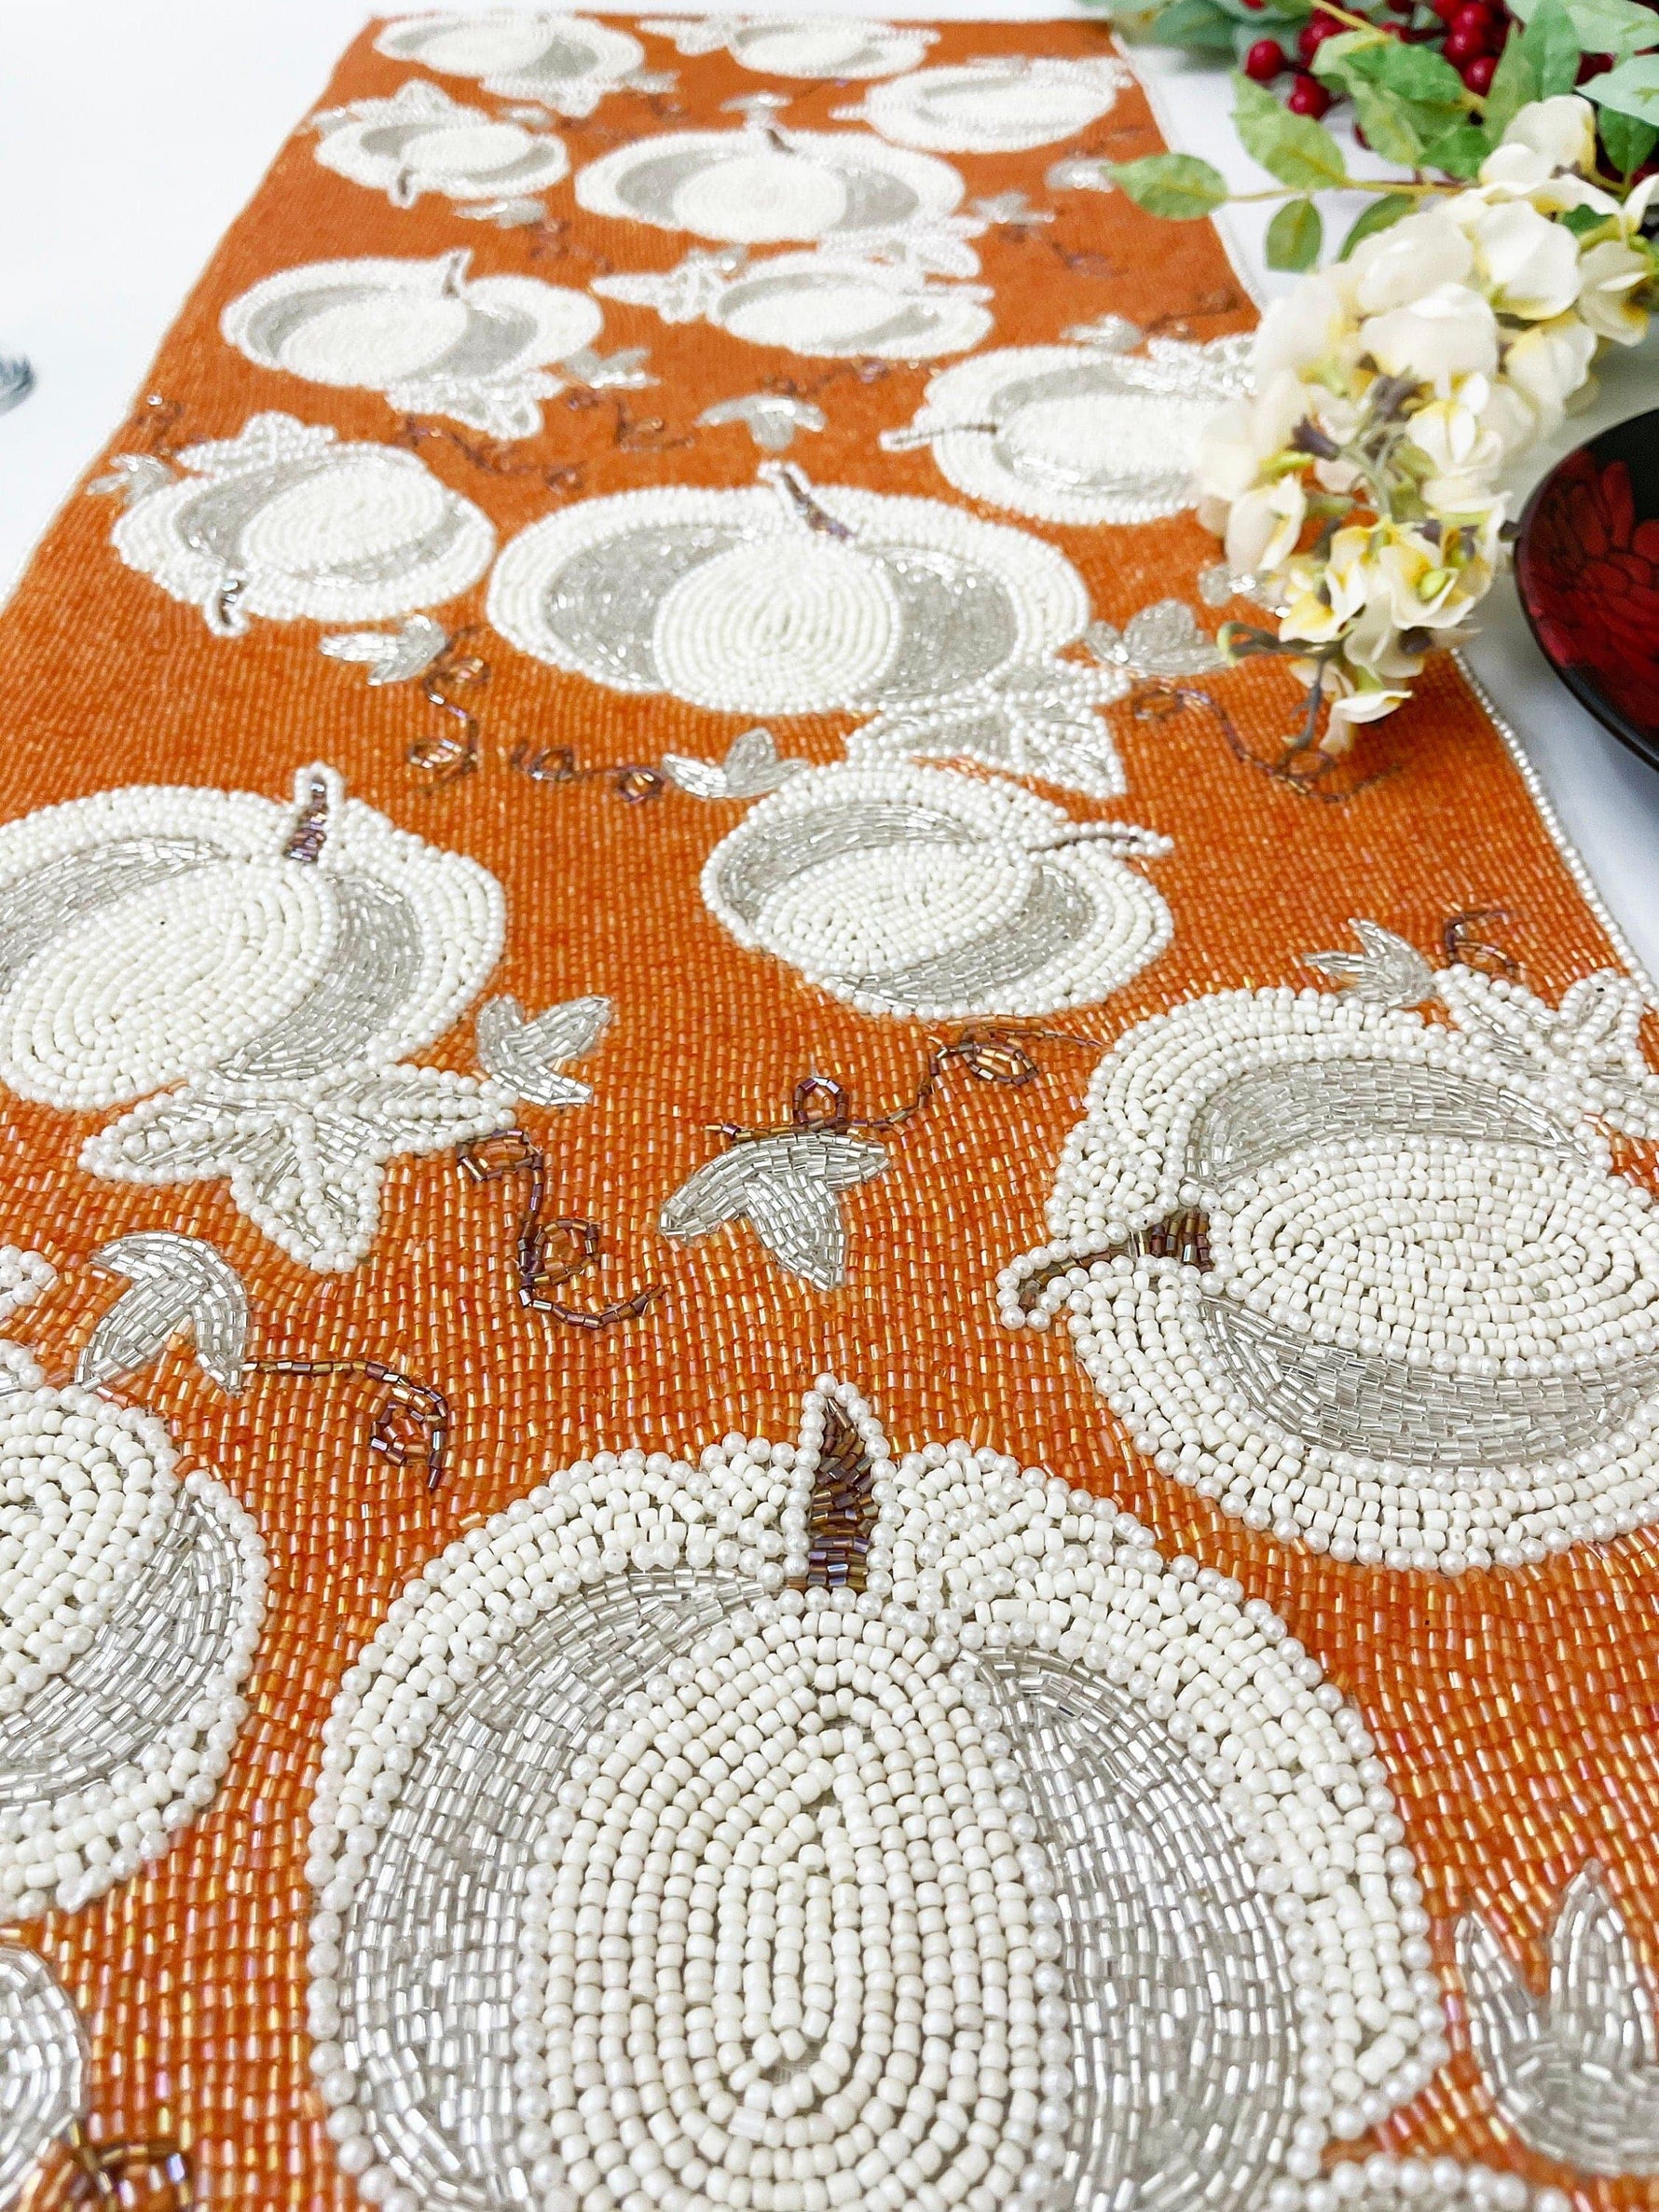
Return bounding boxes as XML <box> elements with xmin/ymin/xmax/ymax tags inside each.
<box><xmin>57</xmin><ymin>2119</ymin><xmax>193</xmax><ymax>2209</ymax></box>
<box><xmin>1131</xmin><ymin>680</ymin><xmax>1401</xmax><ymax>804</ymax></box>
<box><xmin>1013</xmin><ymin>1204</ymin><xmax>1214</xmax><ymax>1316</ymax></box>
<box><xmin>457</xmin><ymin>1129</ymin><xmax>665</xmax><ymax>1332</ymax></box>
<box><xmin>1443</xmin><ymin>905</ymin><xmax>1522</xmax><ymax>979</ymax></box>
<box><xmin>281</xmin><ymin>774</ymin><xmax>330</xmax><ymax>862</ymax></box>
<box><xmin>709</xmin><ymin>1025</ymin><xmax>1104</xmax><ymax>1145</ymax></box>
<box><xmin>407</xmin><ymin>631</ymin><xmax>491</xmax><ymax>788</ymax></box>
<box><xmin>392</xmin><ymin>416</ymin><xmax>583</xmax><ymax>501</ymax></box>
<box><xmin>790</xmin><ymin>1400</ymin><xmax>877</xmax><ymax>1594</ymax></box>
<box><xmin>246</xmin><ymin>1358</ymin><xmax>451</xmax><ymax>1492</ymax></box>
<box><xmin>507</xmin><ymin>744</ymin><xmax>666</xmax><ymax>804</ymax></box>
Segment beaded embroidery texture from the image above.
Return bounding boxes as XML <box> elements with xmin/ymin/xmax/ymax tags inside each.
<box><xmin>221</xmin><ymin>254</ymin><xmax>611</xmax><ymax>442</ymax></box>
<box><xmin>308</xmin><ymin>1380</ymin><xmax>1446</xmax><ymax>2212</ymax></box>
<box><xmin>0</xmin><ymin>15</ymin><xmax>1656</xmax><ymax>2207</ymax></box>
<box><xmin>1002</xmin><ymin>928</ymin><xmax>1659</xmax><ymax>1570</ymax></box>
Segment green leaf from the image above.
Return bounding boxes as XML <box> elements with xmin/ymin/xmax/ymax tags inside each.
<box><xmin>1204</xmin><ymin>0</ymin><xmax>1316</xmax><ymax>21</ymax></box>
<box><xmin>1337</xmin><ymin>190</ymin><xmax>1417</xmax><ymax>258</ymax></box>
<box><xmin>1266</xmin><ymin>195</ymin><xmax>1324</xmax><ymax>269</ymax></box>
<box><xmin>1478</xmin><ymin>34</ymin><xmax>1541</xmax><ymax>136</ymax></box>
<box><xmin>1361</xmin><ymin>34</ymin><xmax>1471</xmax><ymax>108</ymax></box>
<box><xmin>1353</xmin><ymin>81</ymin><xmax>1433</xmax><ymax>158</ymax></box>
<box><xmin>1149</xmin><ymin>0</ymin><xmax>1241</xmax><ymax>53</ymax></box>
<box><xmin>1517</xmin><ymin>0</ymin><xmax>1582</xmax><ymax>98</ymax></box>
<box><xmin>1585</xmin><ymin>52</ymin><xmax>1659</xmax><ymax>121</ymax></box>
<box><xmin>1231</xmin><ymin>71</ymin><xmax>1351</xmax><ymax>188</ymax></box>
<box><xmin>1107</xmin><ymin>152</ymin><xmax>1231</xmax><ymax>217</ymax></box>
<box><xmin>1559</xmin><ymin>199</ymin><xmax>1611</xmax><ymax>232</ymax></box>
<box><xmin>1509</xmin><ymin>0</ymin><xmax>1659</xmax><ymax>58</ymax></box>
<box><xmin>1314</xmin><ymin>31</ymin><xmax>1470</xmax><ymax>160</ymax></box>
<box><xmin>1419</xmin><ymin>119</ymin><xmax>1497</xmax><ymax>174</ymax></box>
<box><xmin>1600</xmin><ymin>103</ymin><xmax>1659</xmax><ymax>172</ymax></box>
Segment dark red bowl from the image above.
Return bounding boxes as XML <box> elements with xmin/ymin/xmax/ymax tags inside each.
<box><xmin>1515</xmin><ymin>405</ymin><xmax>1659</xmax><ymax>773</ymax></box>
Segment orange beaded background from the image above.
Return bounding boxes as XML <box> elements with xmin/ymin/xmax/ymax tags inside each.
<box><xmin>0</xmin><ymin>16</ymin><xmax>1655</xmax><ymax>2208</ymax></box>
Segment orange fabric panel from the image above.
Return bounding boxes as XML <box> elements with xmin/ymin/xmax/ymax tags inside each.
<box><xmin>0</xmin><ymin>16</ymin><xmax>1652</xmax><ymax>2207</ymax></box>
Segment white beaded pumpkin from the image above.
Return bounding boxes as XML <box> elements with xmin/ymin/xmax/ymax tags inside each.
<box><xmin>575</xmin><ymin>121</ymin><xmax>967</xmax><ymax>248</ymax></box>
<box><xmin>313</xmin><ymin>79</ymin><xmax>570</xmax><ymax>208</ymax></box>
<box><xmin>0</xmin><ymin>1249</ymin><xmax>266</xmax><ymax>1920</ymax></box>
<box><xmin>596</xmin><ymin>245</ymin><xmax>994</xmax><ymax>361</ymax></box>
<box><xmin>308</xmin><ymin>1378</ymin><xmax>1446</xmax><ymax>2212</ymax></box>
<box><xmin>640</xmin><ymin>16</ymin><xmax>939</xmax><ymax>79</ymax></box>
<box><xmin>0</xmin><ymin>763</ymin><xmax>501</xmax><ymax>1111</ymax></box>
<box><xmin>1002</xmin><ymin>937</ymin><xmax>1659</xmax><ymax>1571</ymax></box>
<box><xmin>221</xmin><ymin>251</ymin><xmax>605</xmax><ymax>442</ymax></box>
<box><xmin>487</xmin><ymin>466</ymin><xmax>1092</xmax><ymax>721</ymax></box>
<box><xmin>841</xmin><ymin>57</ymin><xmax>1131</xmax><ymax>153</ymax></box>
<box><xmin>0</xmin><ymin>764</ymin><xmax>547</xmax><ymax>1272</ymax></box>
<box><xmin>701</xmin><ymin>762</ymin><xmax>1172</xmax><ymax>1020</ymax></box>
<box><xmin>103</xmin><ymin>412</ymin><xmax>494</xmax><ymax>637</ymax></box>
<box><xmin>0</xmin><ymin>1946</ymin><xmax>87</xmax><ymax>2203</ymax></box>
<box><xmin>885</xmin><ymin>334</ymin><xmax>1254</xmax><ymax>527</ymax></box>
<box><xmin>374</xmin><ymin>12</ymin><xmax>646</xmax><ymax>114</ymax></box>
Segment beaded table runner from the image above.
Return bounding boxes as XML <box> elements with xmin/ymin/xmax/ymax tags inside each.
<box><xmin>1</xmin><ymin>12</ymin><xmax>1657</xmax><ymax>2212</ymax></box>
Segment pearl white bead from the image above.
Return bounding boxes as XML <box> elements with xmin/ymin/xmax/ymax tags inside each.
<box><xmin>0</xmin><ymin>1375</ymin><xmax>265</xmax><ymax>1917</ymax></box>
<box><xmin>311</xmin><ymin>1379</ymin><xmax>1433</xmax><ymax>2210</ymax></box>
<box><xmin>999</xmin><ymin>967</ymin><xmax>1659</xmax><ymax>1569</ymax></box>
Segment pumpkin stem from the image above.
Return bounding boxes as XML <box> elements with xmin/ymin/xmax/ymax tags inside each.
<box><xmin>283</xmin><ymin>772</ymin><xmax>331</xmax><ymax>862</ymax></box>
<box><xmin>760</xmin><ymin>461</ymin><xmax>854</xmax><ymax>542</ymax></box>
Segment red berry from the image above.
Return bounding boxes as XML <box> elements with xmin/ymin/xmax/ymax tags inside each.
<box><xmin>1577</xmin><ymin>47</ymin><xmax>1611</xmax><ymax>79</ymax></box>
<box><xmin>1244</xmin><ymin>35</ymin><xmax>1290</xmax><ymax>76</ymax></box>
<box><xmin>1443</xmin><ymin>26</ymin><xmax>1483</xmax><ymax>62</ymax></box>
<box><xmin>1430</xmin><ymin>0</ymin><xmax>1462</xmax><ymax>23</ymax></box>
<box><xmin>1287</xmin><ymin>71</ymin><xmax>1334</xmax><ymax>114</ymax></box>
<box><xmin>1386</xmin><ymin>0</ymin><xmax>1415</xmax><ymax>14</ymax></box>
<box><xmin>1451</xmin><ymin>3</ymin><xmax>1496</xmax><ymax>41</ymax></box>
<box><xmin>1296</xmin><ymin>13</ymin><xmax>1342</xmax><ymax>60</ymax></box>
<box><xmin>1462</xmin><ymin>50</ymin><xmax>1498</xmax><ymax>88</ymax></box>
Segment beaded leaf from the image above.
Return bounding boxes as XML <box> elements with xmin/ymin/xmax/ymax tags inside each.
<box><xmin>320</xmin><ymin>617</ymin><xmax>451</xmax><ymax>688</ymax></box>
<box><xmin>1306</xmin><ymin>919</ymin><xmax>1439</xmax><ymax>1009</ymax></box>
<box><xmin>80</xmin><ymin>1072</ymin><xmax>515</xmax><ymax>1276</ymax></box>
<box><xmin>1459</xmin><ymin>1865</ymin><xmax>1659</xmax><ymax>2174</ymax></box>
<box><xmin>658</xmin><ymin>1130</ymin><xmax>888</xmax><ymax>1288</ymax></box>
<box><xmin>661</xmin><ymin>727</ymin><xmax>809</xmax><ymax>799</ymax></box>
<box><xmin>0</xmin><ymin>1948</ymin><xmax>87</xmax><ymax>2204</ymax></box>
<box><xmin>77</xmin><ymin>1232</ymin><xmax>250</xmax><ymax>1396</ymax></box>
<box><xmin>474</xmin><ymin>994</ymin><xmax>611</xmax><ymax>1107</ymax></box>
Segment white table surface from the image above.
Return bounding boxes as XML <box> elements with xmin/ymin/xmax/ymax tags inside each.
<box><xmin>2</xmin><ymin>0</ymin><xmax>1654</xmax><ymax>980</ymax></box>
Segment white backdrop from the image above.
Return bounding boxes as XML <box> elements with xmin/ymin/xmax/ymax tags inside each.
<box><xmin>2</xmin><ymin>0</ymin><xmax>1654</xmax><ymax>975</ymax></box>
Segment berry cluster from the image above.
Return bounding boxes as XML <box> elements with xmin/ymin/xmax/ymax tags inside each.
<box><xmin>1242</xmin><ymin>0</ymin><xmax>1519</xmax><ymax>119</ymax></box>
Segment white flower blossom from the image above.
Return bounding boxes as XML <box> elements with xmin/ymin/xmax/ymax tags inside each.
<box><xmin>1193</xmin><ymin>367</ymin><xmax>1306</xmax><ymax>503</ymax></box>
<box><xmin>1224</xmin><ymin>474</ymin><xmax>1307</xmax><ymax>576</ymax></box>
<box><xmin>1348</xmin><ymin>208</ymin><xmax>1474</xmax><ymax>314</ymax></box>
<box><xmin>1503</xmin><ymin>312</ymin><xmax>1598</xmax><ymax>434</ymax></box>
<box><xmin>1185</xmin><ymin>110</ymin><xmax>1649</xmax><ymax>760</ymax></box>
<box><xmin>1577</xmin><ymin>240</ymin><xmax>1652</xmax><ymax>344</ymax></box>
<box><xmin>1254</xmin><ymin>273</ymin><xmax>1351</xmax><ymax>379</ymax></box>
<box><xmin>1501</xmin><ymin>95</ymin><xmax>1597</xmax><ymax>176</ymax></box>
<box><xmin>1360</xmin><ymin>282</ymin><xmax>1500</xmax><ymax>392</ymax></box>
<box><xmin>1456</xmin><ymin>196</ymin><xmax>1583</xmax><ymax>321</ymax></box>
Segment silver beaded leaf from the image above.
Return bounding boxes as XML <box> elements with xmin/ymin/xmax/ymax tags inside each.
<box><xmin>658</xmin><ymin>1130</ymin><xmax>888</xmax><ymax>1289</ymax></box>
<box><xmin>77</xmin><ymin>1232</ymin><xmax>249</xmax><ymax>1396</ymax></box>
<box><xmin>1459</xmin><ymin>1864</ymin><xmax>1659</xmax><ymax>2176</ymax></box>
<box><xmin>662</xmin><ymin>728</ymin><xmax>809</xmax><ymax>801</ymax></box>
<box><xmin>0</xmin><ymin>1948</ymin><xmax>85</xmax><ymax>2205</ymax></box>
<box><xmin>1305</xmin><ymin>921</ymin><xmax>1439</xmax><ymax>1010</ymax></box>
<box><xmin>474</xmin><ymin>995</ymin><xmax>612</xmax><ymax>1109</ymax></box>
